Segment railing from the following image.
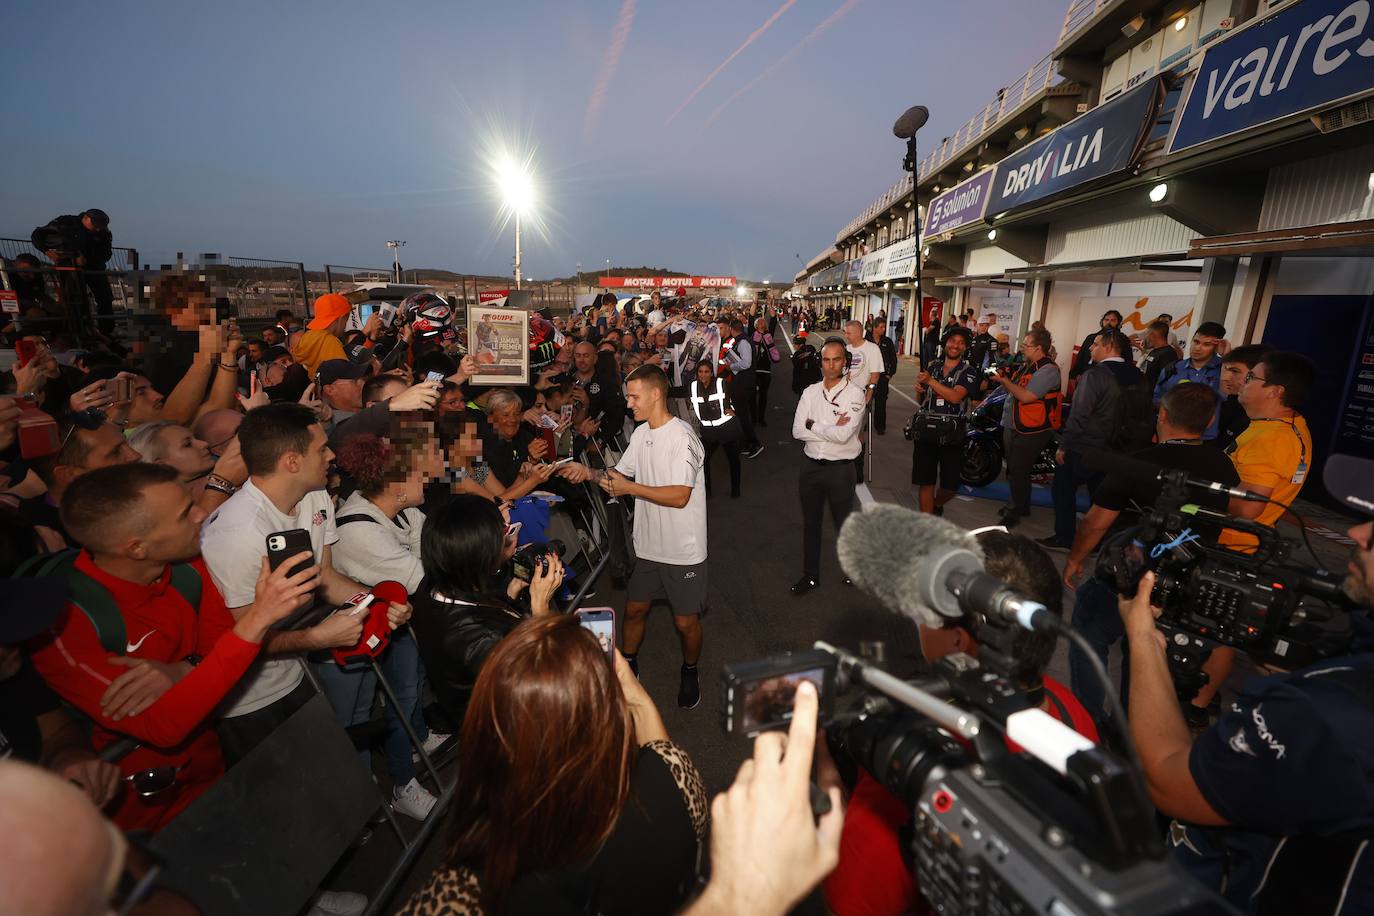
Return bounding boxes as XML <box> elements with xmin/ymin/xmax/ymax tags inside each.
<box><xmin>1058</xmin><ymin>0</ymin><xmax>1113</xmax><ymax>46</ymax></box>
<box><xmin>835</xmin><ymin>52</ymin><xmax>1060</xmax><ymax>244</ymax></box>
<box><xmin>1</xmin><ymin>236</ymin><xmax>140</xmax><ymax>270</ymax></box>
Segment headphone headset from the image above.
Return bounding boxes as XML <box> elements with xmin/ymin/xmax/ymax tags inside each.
<box><xmin>823</xmin><ymin>336</ymin><xmax>852</xmax><ymax>373</ymax></box>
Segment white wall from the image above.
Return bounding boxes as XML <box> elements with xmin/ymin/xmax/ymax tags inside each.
<box><xmin>1271</xmin><ymin>257</ymin><xmax>1374</xmax><ymax>297</ymax></box>
<box><xmin>1043</xmin><ymin>281</ymin><xmax>1108</xmax><ymax>374</ymax></box>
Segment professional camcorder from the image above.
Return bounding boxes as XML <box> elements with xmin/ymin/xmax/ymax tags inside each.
<box><xmin>720</xmin><ymin>504</ymin><xmax>1235</xmax><ymax>916</ymax></box>
<box><xmin>1090</xmin><ymin>455</ymin><xmax>1354</xmax><ymax>700</ymax></box>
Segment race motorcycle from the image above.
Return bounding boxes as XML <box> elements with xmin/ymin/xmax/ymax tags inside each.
<box><xmin>960</xmin><ymin>385</ymin><xmax>1058</xmax><ymax>488</ymax></box>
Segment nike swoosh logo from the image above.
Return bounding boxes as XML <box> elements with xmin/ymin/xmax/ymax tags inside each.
<box><xmin>126</xmin><ymin>631</ymin><xmax>155</xmax><ymax>653</ymax></box>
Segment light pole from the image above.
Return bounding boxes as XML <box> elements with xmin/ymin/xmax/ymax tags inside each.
<box><xmin>496</xmin><ymin>158</ymin><xmax>534</xmax><ymax>290</ymax></box>
<box><xmin>386</xmin><ymin>240</ymin><xmax>406</xmax><ymax>283</ymax></box>
<box><xmin>893</xmin><ymin>104</ymin><xmax>929</xmax><ymax>366</ymax></box>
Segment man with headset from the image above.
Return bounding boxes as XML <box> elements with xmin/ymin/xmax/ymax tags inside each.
<box><xmin>1118</xmin><ymin>452</ymin><xmax>1374</xmax><ymax>913</ymax></box>
<box><xmin>790</xmin><ymin>338</ymin><xmax>866</xmax><ymax>595</ymax></box>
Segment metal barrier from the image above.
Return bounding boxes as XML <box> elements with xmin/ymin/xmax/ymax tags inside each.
<box><xmin>224</xmin><ymin>257</ymin><xmax>313</xmax><ymax>318</ymax></box>
<box><xmin>323</xmin><ymin>265</ymin><xmax>392</xmax><ymax>293</ymax></box>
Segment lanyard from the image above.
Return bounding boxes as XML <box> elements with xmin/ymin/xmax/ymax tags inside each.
<box><xmin>821</xmin><ymin>379</ymin><xmax>851</xmax><ymax>408</ymax></box>
<box><xmin>1250</xmin><ymin>417</ymin><xmax>1308</xmax><ymax>481</ymax></box>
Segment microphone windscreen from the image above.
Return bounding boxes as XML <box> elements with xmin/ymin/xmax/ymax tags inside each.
<box><xmin>371</xmin><ymin>580</ymin><xmax>409</xmax><ymax>607</ymax></box>
<box><xmin>892</xmin><ymin>105</ymin><xmax>930</xmax><ymax>139</ymax></box>
<box><xmin>837</xmin><ymin>504</ymin><xmax>982</xmax><ymax>628</ymax></box>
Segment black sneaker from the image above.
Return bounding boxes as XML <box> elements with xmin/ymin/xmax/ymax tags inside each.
<box><xmin>678</xmin><ymin>666</ymin><xmax>701</xmax><ymax>709</ymax></box>
<box><xmin>790</xmin><ymin>576</ymin><xmax>819</xmax><ymax>595</ymax></box>
<box><xmin>742</xmin><ymin>444</ymin><xmax>765</xmax><ymax>459</ymax></box>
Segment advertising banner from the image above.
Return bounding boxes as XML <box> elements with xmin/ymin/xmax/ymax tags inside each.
<box><xmin>978</xmin><ymin>295</ymin><xmax>1024</xmax><ymax>345</ymax></box>
<box><xmin>844</xmin><ymin>259</ymin><xmax>865</xmax><ymax>283</ymax></box>
<box><xmin>883</xmin><ymin>237</ymin><xmax>919</xmax><ymax>280</ymax></box>
<box><xmin>987</xmin><ymin>76</ymin><xmax>1164</xmax><ymax>216</ymax></box>
<box><xmin>923</xmin><ymin>168</ymin><xmax>997</xmax><ymax>239</ymax></box>
<box><xmin>600</xmin><ymin>276</ymin><xmax>736</xmax><ymax>289</ymax></box>
<box><xmin>1169</xmin><ymin>0</ymin><xmax>1374</xmax><ymax>153</ymax></box>
<box><xmin>478</xmin><ymin>289</ymin><xmax>510</xmax><ymax>303</ymax></box>
<box><xmin>1074</xmin><ymin>295</ymin><xmax>1196</xmax><ymax>355</ymax></box>
<box><xmin>467</xmin><ymin>305</ymin><xmax>530</xmax><ymax>386</ymax></box>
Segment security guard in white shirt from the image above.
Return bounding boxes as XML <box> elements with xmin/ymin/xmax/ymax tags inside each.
<box><xmin>791</xmin><ymin>338</ymin><xmax>867</xmax><ymax>595</ymax></box>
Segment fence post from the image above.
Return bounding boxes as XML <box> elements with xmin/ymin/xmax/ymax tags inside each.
<box><xmin>297</xmin><ymin>262</ymin><xmax>310</xmax><ymax>314</ymax></box>
<box><xmin>325</xmin><ymin>265</ymin><xmax>334</xmax><ymax>294</ymax></box>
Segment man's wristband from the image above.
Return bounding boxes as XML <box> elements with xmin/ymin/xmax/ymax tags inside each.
<box><xmin>205</xmin><ymin>474</ymin><xmax>239</xmax><ymax>496</ymax></box>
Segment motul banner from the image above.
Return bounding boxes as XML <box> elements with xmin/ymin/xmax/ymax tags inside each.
<box><xmin>599</xmin><ymin>276</ymin><xmax>737</xmax><ymax>289</ymax></box>
<box><xmin>478</xmin><ymin>290</ymin><xmax>510</xmax><ymax>303</ymax></box>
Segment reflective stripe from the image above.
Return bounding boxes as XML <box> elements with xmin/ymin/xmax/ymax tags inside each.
<box><xmin>689</xmin><ymin>381</ymin><xmax>732</xmax><ymax>426</ymax></box>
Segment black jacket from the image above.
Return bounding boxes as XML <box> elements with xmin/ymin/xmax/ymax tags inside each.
<box><xmin>1061</xmin><ymin>359</ymin><xmax>1143</xmax><ymax>453</ymax></box>
<box><xmin>410</xmin><ymin>586</ymin><xmax>527</xmax><ymax>720</ymax></box>
<box><xmin>876</xmin><ymin>335</ymin><xmax>898</xmax><ymax>377</ymax></box>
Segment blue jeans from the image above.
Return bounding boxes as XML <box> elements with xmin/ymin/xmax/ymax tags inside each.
<box><xmin>1068</xmin><ymin>577</ymin><xmax>1130</xmax><ymax>730</ymax></box>
<box><xmin>314</xmin><ymin>630</ymin><xmax>430</xmax><ymax>786</ymax></box>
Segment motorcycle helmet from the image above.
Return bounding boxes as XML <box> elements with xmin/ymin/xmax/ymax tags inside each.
<box><xmin>401</xmin><ymin>293</ymin><xmax>453</xmax><ymax>339</ymax></box>
<box><xmin>528</xmin><ymin>312</ymin><xmax>561</xmax><ymax>370</ymax></box>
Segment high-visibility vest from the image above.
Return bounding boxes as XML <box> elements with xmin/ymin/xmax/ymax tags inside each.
<box><xmin>1010</xmin><ymin>357</ymin><xmax>1063</xmax><ymax>433</ymax></box>
<box><xmin>689</xmin><ymin>379</ymin><xmax>732</xmax><ymax>427</ymax></box>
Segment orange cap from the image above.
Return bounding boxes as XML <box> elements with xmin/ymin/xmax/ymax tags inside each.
<box><xmin>308</xmin><ymin>293</ymin><xmax>352</xmax><ymax>330</ymax></box>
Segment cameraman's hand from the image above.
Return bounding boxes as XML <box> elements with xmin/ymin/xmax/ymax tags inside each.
<box><xmin>692</xmin><ymin>681</ymin><xmax>843</xmax><ymax>916</ymax></box>
<box><xmin>528</xmin><ymin>552</ymin><xmax>565</xmax><ymax>616</ymax></box>
<box><xmin>1118</xmin><ymin>571</ymin><xmax>1166</xmax><ymax>648</ymax></box>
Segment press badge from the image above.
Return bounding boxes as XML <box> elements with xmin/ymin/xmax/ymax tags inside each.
<box><xmin>1292</xmin><ymin>460</ymin><xmax>1307</xmax><ymax>485</ymax></box>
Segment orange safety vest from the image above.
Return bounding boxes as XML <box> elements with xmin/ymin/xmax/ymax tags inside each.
<box><xmin>1010</xmin><ymin>357</ymin><xmax>1062</xmax><ymax>434</ymax></box>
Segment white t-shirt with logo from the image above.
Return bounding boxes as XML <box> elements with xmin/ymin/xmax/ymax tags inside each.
<box><xmin>201</xmin><ymin>479</ymin><xmax>338</xmax><ymax>717</ymax></box>
<box><xmin>846</xmin><ymin>340</ymin><xmax>884</xmax><ymax>385</ymax></box>
<box><xmin>615</xmin><ymin>416</ymin><xmax>707</xmax><ymax>565</ymax></box>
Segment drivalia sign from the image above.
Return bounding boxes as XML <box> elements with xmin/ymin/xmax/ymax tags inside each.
<box><xmin>1169</xmin><ymin>0</ymin><xmax>1374</xmax><ymax>152</ymax></box>
<box><xmin>986</xmin><ymin>76</ymin><xmax>1164</xmax><ymax>215</ymax></box>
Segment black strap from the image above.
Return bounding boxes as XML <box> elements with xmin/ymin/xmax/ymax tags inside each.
<box><xmin>336</xmin><ymin>514</ymin><xmax>381</xmax><ymax>527</ymax></box>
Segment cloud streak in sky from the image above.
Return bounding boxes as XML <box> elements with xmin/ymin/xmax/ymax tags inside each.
<box><xmin>583</xmin><ymin>0</ymin><xmax>637</xmax><ymax>137</ymax></box>
<box><xmin>666</xmin><ymin>0</ymin><xmax>797</xmax><ymax>125</ymax></box>
<box><xmin>706</xmin><ymin>0</ymin><xmax>862</xmax><ymax>126</ymax></box>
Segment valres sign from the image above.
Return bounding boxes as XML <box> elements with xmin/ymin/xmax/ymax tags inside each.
<box><xmin>1169</xmin><ymin>0</ymin><xmax>1374</xmax><ymax>153</ymax></box>
<box><xmin>601</xmin><ymin>276</ymin><xmax>736</xmax><ymax>289</ymax></box>
<box><xmin>987</xmin><ymin>76</ymin><xmax>1164</xmax><ymax>215</ymax></box>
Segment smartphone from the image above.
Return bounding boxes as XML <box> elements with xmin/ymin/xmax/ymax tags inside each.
<box><xmin>105</xmin><ymin>376</ymin><xmax>134</xmax><ymax>403</ymax></box>
<box><xmin>379</xmin><ymin>303</ymin><xmax>398</xmax><ymax>327</ymax></box>
<box><xmin>265</xmin><ymin>529</ymin><xmax>314</xmax><ymax>580</ymax></box>
<box><xmin>425</xmin><ymin>371</ymin><xmax>446</xmax><ymax>384</ymax></box>
<box><xmin>576</xmin><ymin>607</ymin><xmax>616</xmax><ymax>659</ymax></box>
<box><xmin>721</xmin><ymin>649</ymin><xmax>837</xmax><ymax>737</ymax></box>
<box><xmin>549</xmin><ymin>456</ymin><xmax>576</xmax><ymax>468</ymax></box>
<box><xmin>984</xmin><ymin>366</ymin><xmax>1001</xmax><ymax>377</ymax></box>
<box><xmin>555</xmin><ymin>427</ymin><xmax>573</xmax><ymax>459</ymax></box>
<box><xmin>559</xmin><ymin>404</ymin><xmax>574</xmax><ymax>423</ymax></box>
<box><xmin>15</xmin><ymin>339</ymin><xmax>38</xmax><ymax>369</ymax></box>
<box><xmin>249</xmin><ymin>370</ymin><xmax>259</xmax><ymax>399</ymax></box>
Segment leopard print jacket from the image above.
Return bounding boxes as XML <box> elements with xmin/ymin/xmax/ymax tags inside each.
<box><xmin>396</xmin><ymin>739</ymin><xmax>707</xmax><ymax>915</ymax></box>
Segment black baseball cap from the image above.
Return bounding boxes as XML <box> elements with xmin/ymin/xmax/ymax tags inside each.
<box><xmin>316</xmin><ymin>359</ymin><xmax>369</xmax><ymax>387</ymax></box>
<box><xmin>1</xmin><ymin>579</ymin><xmax>69</xmax><ymax>644</ymax></box>
<box><xmin>1325</xmin><ymin>455</ymin><xmax>1374</xmax><ymax>518</ymax></box>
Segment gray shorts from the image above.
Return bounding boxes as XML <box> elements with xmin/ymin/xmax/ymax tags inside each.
<box><xmin>627</xmin><ymin>559</ymin><xmax>708</xmax><ymax>616</ymax></box>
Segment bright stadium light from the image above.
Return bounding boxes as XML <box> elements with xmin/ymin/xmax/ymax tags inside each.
<box><xmin>1149</xmin><ymin>182</ymin><xmax>1170</xmax><ymax>203</ymax></box>
<box><xmin>494</xmin><ymin>156</ymin><xmax>536</xmax><ymax>289</ymax></box>
<box><xmin>737</xmin><ymin>285</ymin><xmax>748</xmax><ymax>297</ymax></box>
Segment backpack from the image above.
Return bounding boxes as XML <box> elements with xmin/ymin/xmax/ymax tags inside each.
<box><xmin>1110</xmin><ymin>375</ymin><xmax>1157</xmax><ymax>453</ymax></box>
<box><xmin>16</xmin><ymin>549</ymin><xmax>202</xmax><ymax>654</ymax></box>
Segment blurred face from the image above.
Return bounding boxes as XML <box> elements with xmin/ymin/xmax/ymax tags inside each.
<box><xmin>1190</xmin><ymin>333</ymin><xmax>1221</xmax><ymax>365</ymax></box>
<box><xmin>574</xmin><ymin>343</ymin><xmax>597</xmax><ymax>374</ymax></box>
<box><xmin>438</xmin><ymin>386</ymin><xmax>467</xmax><ymax>415</ymax></box>
<box><xmin>261</xmin><ymin>327</ymin><xmax>283</xmax><ymax>346</ymax></box>
<box><xmin>624</xmin><ymin>378</ymin><xmax>660</xmax><ymax>421</ymax></box>
<box><xmin>168</xmin><ymin>291</ymin><xmax>214</xmax><ymax>333</ymax></box>
<box><xmin>490</xmin><ymin>405</ymin><xmax>522</xmax><ymax>439</ymax></box>
<box><xmin>1020</xmin><ymin>334</ymin><xmax>1044</xmax><ymax>360</ymax></box>
<box><xmin>1220</xmin><ymin>359</ymin><xmax>1249</xmax><ymax>396</ymax></box>
<box><xmin>696</xmin><ymin>363</ymin><xmax>712</xmax><ymax>386</ymax></box>
<box><xmin>155</xmin><ymin>425</ymin><xmax>213</xmax><ymax>481</ymax></box>
<box><xmin>653</xmin><ymin>331</ymin><xmax>668</xmax><ymax>349</ymax></box>
<box><xmin>1101</xmin><ymin>312</ymin><xmax>1121</xmax><ymax>330</ymax></box>
<box><xmin>135</xmin><ymin>481</ymin><xmax>209</xmax><ymax>563</ymax></box>
<box><xmin>943</xmin><ymin>334</ymin><xmax>967</xmax><ymax>361</ymax></box>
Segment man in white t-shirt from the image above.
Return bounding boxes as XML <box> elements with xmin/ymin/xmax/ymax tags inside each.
<box><xmin>200</xmin><ymin>402</ymin><xmax>412</xmax><ymax>764</ymax></box>
<box><xmin>843</xmin><ymin>320</ymin><xmax>883</xmax><ymax>482</ymax></box>
<box><xmin>582</xmin><ymin>363</ymin><xmax>708</xmax><ymax>709</ymax></box>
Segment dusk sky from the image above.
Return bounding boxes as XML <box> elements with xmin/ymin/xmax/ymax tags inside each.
<box><xmin>4</xmin><ymin>0</ymin><xmax>1066</xmax><ymax>282</ymax></box>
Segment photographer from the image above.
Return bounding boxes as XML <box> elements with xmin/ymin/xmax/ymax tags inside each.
<box><xmin>410</xmin><ymin>495</ymin><xmax>564</xmax><ymax>723</ymax></box>
<box><xmin>909</xmin><ymin>326</ymin><xmax>979</xmax><ymax>517</ymax></box>
<box><xmin>1118</xmin><ymin>455</ymin><xmax>1374</xmax><ymax>913</ymax></box>
<box><xmin>1063</xmin><ymin>384</ymin><xmax>1239</xmax><ymax>729</ymax></box>
<box><xmin>989</xmin><ymin>327</ymin><xmax>1061</xmax><ymax>528</ymax></box>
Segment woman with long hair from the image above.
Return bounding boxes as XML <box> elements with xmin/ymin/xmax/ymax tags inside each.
<box><xmin>399</xmin><ymin>615</ymin><xmax>706</xmax><ymax>915</ymax></box>
<box><xmin>410</xmin><ymin>495</ymin><xmax>564</xmax><ymax>723</ymax></box>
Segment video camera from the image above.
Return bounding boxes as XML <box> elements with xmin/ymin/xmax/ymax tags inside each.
<box><xmin>721</xmin><ymin>636</ymin><xmax>1232</xmax><ymax>915</ymax></box>
<box><xmin>1093</xmin><ymin>464</ymin><xmax>1354</xmax><ymax>699</ymax></box>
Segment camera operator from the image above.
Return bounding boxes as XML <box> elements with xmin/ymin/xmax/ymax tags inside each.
<box><xmin>909</xmin><ymin>326</ymin><xmax>979</xmax><ymax>517</ymax></box>
<box><xmin>824</xmin><ymin>531</ymin><xmax>1100</xmax><ymax>916</ymax></box>
<box><xmin>989</xmin><ymin>326</ymin><xmax>1061</xmax><ymax>529</ymax></box>
<box><xmin>1063</xmin><ymin>384</ymin><xmax>1239</xmax><ymax>729</ymax></box>
<box><xmin>1117</xmin><ymin>455</ymin><xmax>1374</xmax><ymax>913</ymax></box>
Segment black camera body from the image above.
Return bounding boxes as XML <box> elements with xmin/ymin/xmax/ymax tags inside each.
<box><xmin>510</xmin><ymin>539</ymin><xmax>565</xmax><ymax>582</ymax></box>
<box><xmin>1094</xmin><ymin>469</ymin><xmax>1352</xmax><ymax>698</ymax></box>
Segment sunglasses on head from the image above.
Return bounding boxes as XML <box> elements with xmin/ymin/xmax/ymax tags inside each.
<box><xmin>58</xmin><ymin>408</ymin><xmax>108</xmax><ymax>451</ymax></box>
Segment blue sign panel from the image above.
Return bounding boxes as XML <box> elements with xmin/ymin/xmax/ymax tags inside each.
<box><xmin>923</xmin><ymin>168</ymin><xmax>997</xmax><ymax>239</ymax></box>
<box><xmin>1169</xmin><ymin>0</ymin><xmax>1374</xmax><ymax>153</ymax></box>
<box><xmin>986</xmin><ymin>76</ymin><xmax>1164</xmax><ymax>216</ymax></box>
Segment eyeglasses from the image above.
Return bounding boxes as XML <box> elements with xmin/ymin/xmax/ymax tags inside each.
<box><xmin>58</xmin><ymin>408</ymin><xmax>108</xmax><ymax>452</ymax></box>
<box><xmin>1244</xmin><ymin>371</ymin><xmax>1271</xmax><ymax>386</ymax></box>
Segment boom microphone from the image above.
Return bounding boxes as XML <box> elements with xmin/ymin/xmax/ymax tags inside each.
<box><xmin>892</xmin><ymin>105</ymin><xmax>930</xmax><ymax>139</ymax></box>
<box><xmin>1081</xmin><ymin>447</ymin><xmax>1265</xmax><ymax>503</ymax></box>
<box><xmin>837</xmin><ymin>504</ymin><xmax>1059</xmax><ymax>632</ymax></box>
